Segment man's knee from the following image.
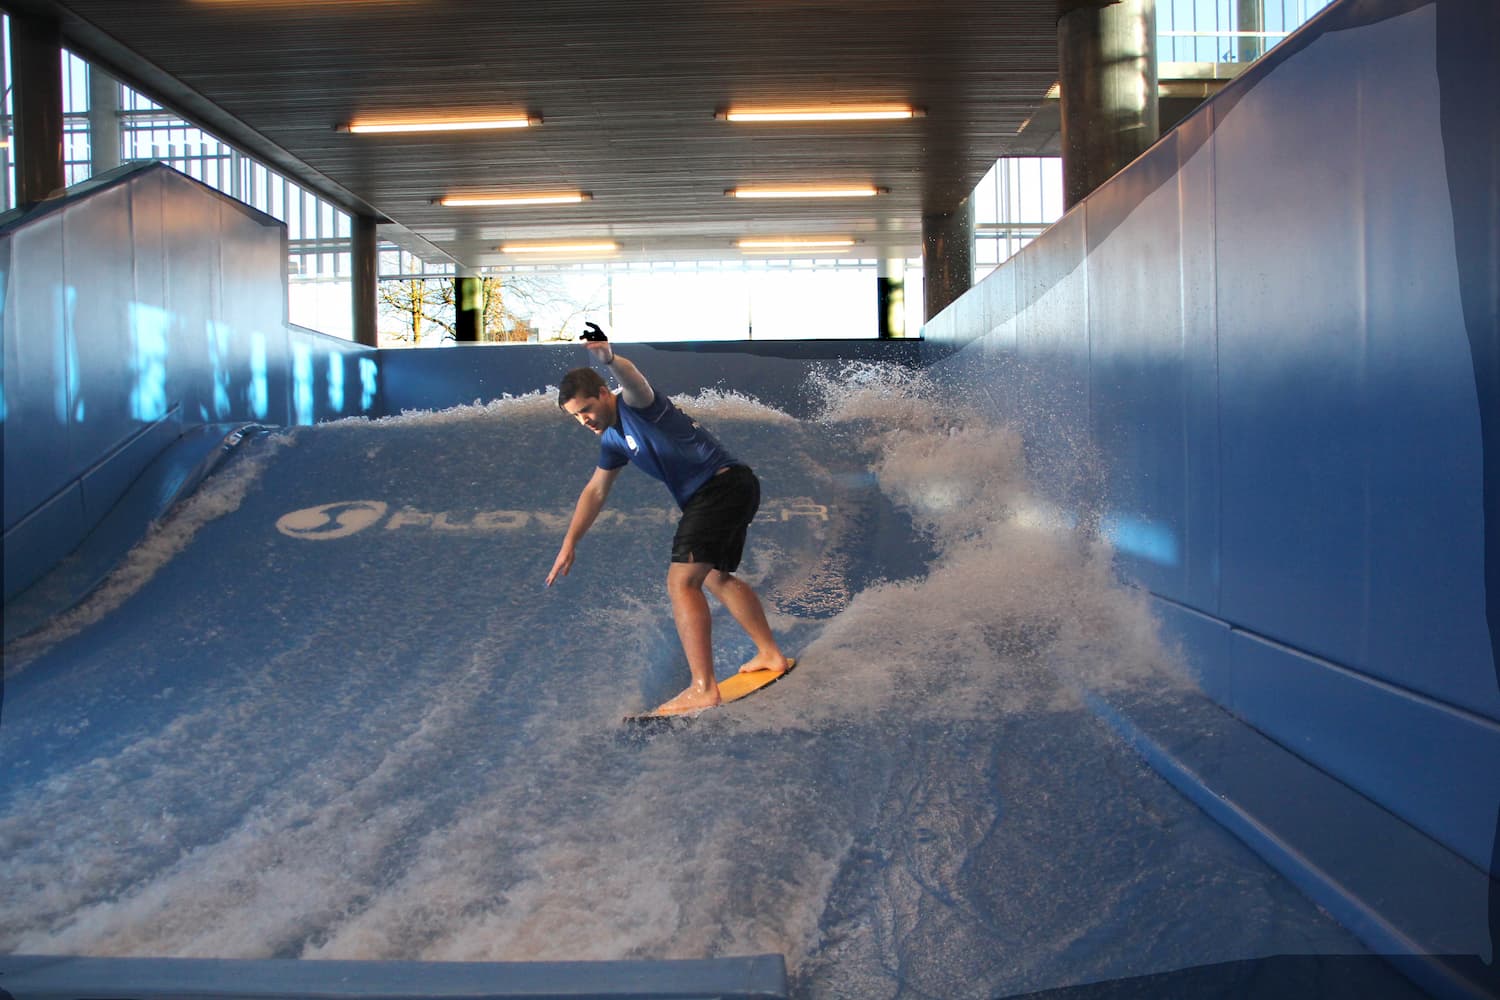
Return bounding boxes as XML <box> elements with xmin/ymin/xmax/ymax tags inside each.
<box><xmin>703</xmin><ymin>569</ymin><xmax>736</xmax><ymax>597</ymax></box>
<box><xmin>668</xmin><ymin>561</ymin><xmax>713</xmax><ymax>595</ymax></box>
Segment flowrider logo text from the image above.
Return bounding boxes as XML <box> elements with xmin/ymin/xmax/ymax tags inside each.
<box><xmin>276</xmin><ymin>500</ymin><xmax>829</xmax><ymax>541</ymax></box>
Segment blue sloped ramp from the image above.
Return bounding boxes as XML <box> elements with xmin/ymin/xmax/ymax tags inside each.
<box><xmin>0</xmin><ymin>953</ymin><xmax>787</xmax><ymax>999</ymax></box>
<box><xmin>0</xmin><ymin>380</ymin><xmax>1428</xmax><ymax>998</ymax></box>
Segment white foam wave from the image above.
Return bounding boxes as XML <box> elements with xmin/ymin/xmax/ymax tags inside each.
<box><xmin>1</xmin><ymin>362</ymin><xmax>1189</xmax><ymax>980</ymax></box>
<box><xmin>321</xmin><ymin>386</ymin><xmax>795</xmax><ymax>432</ymax></box>
<box><xmin>746</xmin><ymin>364</ymin><xmax>1179</xmax><ymax>731</ymax></box>
<box><xmin>322</xmin><ymin>391</ymin><xmax>562</xmax><ymax>429</ymax></box>
<box><xmin>672</xmin><ymin>387</ymin><xmax>797</xmax><ymax>424</ymax></box>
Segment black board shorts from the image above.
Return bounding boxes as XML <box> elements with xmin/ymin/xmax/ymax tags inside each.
<box><xmin>671</xmin><ymin>465</ymin><xmax>760</xmax><ymax>572</ymax></box>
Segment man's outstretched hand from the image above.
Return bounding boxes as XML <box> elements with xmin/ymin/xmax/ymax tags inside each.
<box><xmin>579</xmin><ymin>321</ymin><xmax>614</xmax><ymax>364</ymax></box>
<box><xmin>546</xmin><ymin>543</ymin><xmax>575</xmax><ymax>587</ymax></box>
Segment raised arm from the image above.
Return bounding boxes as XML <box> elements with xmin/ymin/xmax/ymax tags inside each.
<box><xmin>603</xmin><ymin>354</ymin><xmax>654</xmax><ymax>409</ymax></box>
<box><xmin>581</xmin><ymin>322</ymin><xmax>654</xmax><ymax>408</ymax></box>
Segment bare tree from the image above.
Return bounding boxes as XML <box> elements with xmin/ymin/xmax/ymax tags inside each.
<box><xmin>378</xmin><ymin>278</ymin><xmax>455</xmax><ymax>345</ymax></box>
<box><xmin>378</xmin><ymin>269</ymin><xmax>607</xmax><ymax>345</ymax></box>
<box><xmin>492</xmin><ymin>270</ymin><xmax>608</xmax><ymax>341</ymax></box>
<box><xmin>479</xmin><ymin>277</ymin><xmax>530</xmax><ymax>342</ymax></box>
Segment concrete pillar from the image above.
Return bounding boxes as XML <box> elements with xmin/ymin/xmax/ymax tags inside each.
<box><xmin>1237</xmin><ymin>0</ymin><xmax>1264</xmax><ymax>64</ymax></box>
<box><xmin>88</xmin><ymin>64</ymin><xmax>121</xmax><ymax>176</ymax></box>
<box><xmin>922</xmin><ymin>200</ymin><xmax>973</xmax><ymax>322</ymax></box>
<box><xmin>876</xmin><ymin>257</ymin><xmax>907</xmax><ymax>339</ymax></box>
<box><xmin>1057</xmin><ymin>0</ymin><xmax>1159</xmax><ymax>210</ymax></box>
<box><xmin>0</xmin><ymin>35</ymin><xmax>7</xmax><ymax>212</ymax></box>
<box><xmin>9</xmin><ymin>12</ymin><xmax>66</xmax><ymax>205</ymax></box>
<box><xmin>353</xmin><ymin>215</ymin><xmax>379</xmax><ymax>348</ymax></box>
<box><xmin>454</xmin><ymin>267</ymin><xmax>482</xmax><ymax>342</ymax></box>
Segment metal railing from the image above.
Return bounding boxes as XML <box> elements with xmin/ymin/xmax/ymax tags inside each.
<box><xmin>0</xmin><ymin>38</ymin><xmax>355</xmax><ymax>282</ymax></box>
<box><xmin>1156</xmin><ymin>0</ymin><xmax>1334</xmax><ymax>63</ymax></box>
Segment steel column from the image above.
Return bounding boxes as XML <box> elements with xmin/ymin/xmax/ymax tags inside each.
<box><xmin>1058</xmin><ymin>0</ymin><xmax>1159</xmax><ymax>209</ymax></box>
<box><xmin>455</xmin><ymin>267</ymin><xmax>482</xmax><ymax>342</ymax></box>
<box><xmin>9</xmin><ymin>12</ymin><xmax>66</xmax><ymax>205</ymax></box>
<box><xmin>922</xmin><ymin>201</ymin><xmax>974</xmax><ymax>322</ymax></box>
<box><xmin>877</xmin><ymin>257</ymin><xmax>907</xmax><ymax>338</ymax></box>
<box><xmin>353</xmin><ymin>215</ymin><xmax>379</xmax><ymax>348</ymax></box>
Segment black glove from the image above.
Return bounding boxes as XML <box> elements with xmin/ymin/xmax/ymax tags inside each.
<box><xmin>579</xmin><ymin>322</ymin><xmax>609</xmax><ymax>343</ymax></box>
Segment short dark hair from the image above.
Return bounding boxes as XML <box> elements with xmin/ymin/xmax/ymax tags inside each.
<box><xmin>558</xmin><ymin>367</ymin><xmax>608</xmax><ymax>408</ymax></box>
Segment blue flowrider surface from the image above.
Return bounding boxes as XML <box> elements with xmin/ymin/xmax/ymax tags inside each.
<box><xmin>0</xmin><ymin>368</ymin><xmax>1423</xmax><ymax>998</ymax></box>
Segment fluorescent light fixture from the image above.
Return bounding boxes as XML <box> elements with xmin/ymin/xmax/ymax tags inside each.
<box><xmin>194</xmin><ymin>0</ymin><xmax>425</xmax><ymax>5</ymax></box>
<box><xmin>727</xmin><ymin>185</ymin><xmax>882</xmax><ymax>199</ymax></box>
<box><xmin>340</xmin><ymin>116</ymin><xmax>539</xmax><ymax>135</ymax></box>
<box><xmin>720</xmin><ymin>107</ymin><xmax>921</xmax><ymax>123</ymax></box>
<box><xmin>439</xmin><ymin>192</ymin><xmax>590</xmax><ymax>207</ymax></box>
<box><xmin>736</xmin><ymin>238</ymin><xmax>857</xmax><ymax>250</ymax></box>
<box><xmin>498</xmin><ymin>241</ymin><xmax>620</xmax><ymax>254</ymax></box>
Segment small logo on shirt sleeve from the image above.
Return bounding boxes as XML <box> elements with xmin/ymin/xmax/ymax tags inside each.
<box><xmin>625</xmin><ymin>434</ymin><xmax>639</xmax><ymax>452</ymax></box>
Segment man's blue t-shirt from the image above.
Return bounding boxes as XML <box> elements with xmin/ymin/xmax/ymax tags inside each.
<box><xmin>599</xmin><ymin>390</ymin><xmax>739</xmax><ymax>508</ymax></box>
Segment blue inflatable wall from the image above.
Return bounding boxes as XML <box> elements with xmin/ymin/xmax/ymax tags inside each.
<box><xmin>923</xmin><ymin>0</ymin><xmax>1497</xmax><ymax>911</ymax></box>
<box><xmin>1</xmin><ymin>163</ymin><xmax>382</xmax><ymax>602</ymax></box>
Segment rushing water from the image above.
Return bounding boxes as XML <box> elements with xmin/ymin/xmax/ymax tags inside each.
<box><xmin>0</xmin><ymin>365</ymin><xmax>1399</xmax><ymax>997</ymax></box>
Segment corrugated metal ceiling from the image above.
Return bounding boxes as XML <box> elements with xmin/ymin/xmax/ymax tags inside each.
<box><xmin>11</xmin><ymin>0</ymin><xmax>1061</xmax><ymax>265</ymax></box>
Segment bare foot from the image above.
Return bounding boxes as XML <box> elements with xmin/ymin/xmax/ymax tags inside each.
<box><xmin>656</xmin><ymin>684</ymin><xmax>723</xmax><ymax>716</ymax></box>
<box><xmin>737</xmin><ymin>652</ymin><xmax>793</xmax><ymax>675</ymax></box>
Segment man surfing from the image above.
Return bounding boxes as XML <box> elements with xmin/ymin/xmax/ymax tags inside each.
<box><xmin>546</xmin><ymin>323</ymin><xmax>792</xmax><ymax>715</ymax></box>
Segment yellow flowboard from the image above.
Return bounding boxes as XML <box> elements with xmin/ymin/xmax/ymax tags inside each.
<box><xmin>625</xmin><ymin>658</ymin><xmax>797</xmax><ymax>725</ymax></box>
